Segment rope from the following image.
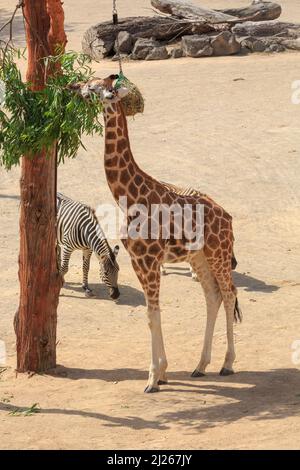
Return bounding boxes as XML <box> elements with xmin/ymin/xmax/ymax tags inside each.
<box><xmin>112</xmin><ymin>0</ymin><xmax>123</xmax><ymax>75</ymax></box>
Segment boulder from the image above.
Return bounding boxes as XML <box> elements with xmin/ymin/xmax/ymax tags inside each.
<box><xmin>170</xmin><ymin>47</ymin><xmax>183</xmax><ymax>58</ymax></box>
<box><xmin>181</xmin><ymin>36</ymin><xmax>213</xmax><ymax>57</ymax></box>
<box><xmin>266</xmin><ymin>43</ymin><xmax>285</xmax><ymax>52</ymax></box>
<box><xmin>131</xmin><ymin>38</ymin><xmax>159</xmax><ymax>60</ymax></box>
<box><xmin>146</xmin><ymin>46</ymin><xmax>169</xmax><ymax>60</ymax></box>
<box><xmin>114</xmin><ymin>31</ymin><xmax>134</xmax><ymax>54</ymax></box>
<box><xmin>241</xmin><ymin>36</ymin><xmax>266</xmax><ymax>52</ymax></box>
<box><xmin>211</xmin><ymin>31</ymin><xmax>241</xmax><ymax>56</ymax></box>
<box><xmin>112</xmin><ymin>53</ymin><xmax>129</xmax><ymax>62</ymax></box>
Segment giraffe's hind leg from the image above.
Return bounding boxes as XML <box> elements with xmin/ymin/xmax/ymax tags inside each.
<box><xmin>189</xmin><ymin>253</ymin><xmax>222</xmax><ymax>377</ymax></box>
<box><xmin>210</xmin><ymin>259</ymin><xmax>241</xmax><ymax>376</ymax></box>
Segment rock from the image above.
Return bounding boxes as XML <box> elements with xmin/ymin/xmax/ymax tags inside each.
<box><xmin>114</xmin><ymin>31</ymin><xmax>133</xmax><ymax>54</ymax></box>
<box><xmin>181</xmin><ymin>35</ymin><xmax>213</xmax><ymax>57</ymax></box>
<box><xmin>282</xmin><ymin>38</ymin><xmax>300</xmax><ymax>50</ymax></box>
<box><xmin>82</xmin><ymin>36</ymin><xmax>114</xmax><ymax>60</ymax></box>
<box><xmin>240</xmin><ymin>46</ymin><xmax>250</xmax><ymax>55</ymax></box>
<box><xmin>112</xmin><ymin>53</ymin><xmax>128</xmax><ymax>62</ymax></box>
<box><xmin>170</xmin><ymin>47</ymin><xmax>183</xmax><ymax>58</ymax></box>
<box><xmin>131</xmin><ymin>38</ymin><xmax>159</xmax><ymax>60</ymax></box>
<box><xmin>241</xmin><ymin>36</ymin><xmax>266</xmax><ymax>52</ymax></box>
<box><xmin>211</xmin><ymin>31</ymin><xmax>241</xmax><ymax>56</ymax></box>
<box><xmin>146</xmin><ymin>46</ymin><xmax>169</xmax><ymax>60</ymax></box>
<box><xmin>266</xmin><ymin>43</ymin><xmax>285</xmax><ymax>52</ymax></box>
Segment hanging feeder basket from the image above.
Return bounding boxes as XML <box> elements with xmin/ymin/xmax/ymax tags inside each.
<box><xmin>115</xmin><ymin>73</ymin><xmax>144</xmax><ymax>117</ymax></box>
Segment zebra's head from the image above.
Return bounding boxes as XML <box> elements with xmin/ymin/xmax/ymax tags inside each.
<box><xmin>69</xmin><ymin>75</ymin><xmax>129</xmax><ymax>103</ymax></box>
<box><xmin>99</xmin><ymin>245</ymin><xmax>120</xmax><ymax>300</ymax></box>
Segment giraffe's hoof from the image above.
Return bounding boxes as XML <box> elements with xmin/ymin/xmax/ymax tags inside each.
<box><xmin>144</xmin><ymin>385</ymin><xmax>160</xmax><ymax>393</ymax></box>
<box><xmin>191</xmin><ymin>369</ymin><xmax>206</xmax><ymax>378</ymax></box>
<box><xmin>219</xmin><ymin>367</ymin><xmax>234</xmax><ymax>376</ymax></box>
<box><xmin>158</xmin><ymin>379</ymin><xmax>168</xmax><ymax>385</ymax></box>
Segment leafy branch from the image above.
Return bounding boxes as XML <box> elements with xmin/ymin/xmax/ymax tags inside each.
<box><xmin>0</xmin><ymin>50</ymin><xmax>103</xmax><ymax>169</ymax></box>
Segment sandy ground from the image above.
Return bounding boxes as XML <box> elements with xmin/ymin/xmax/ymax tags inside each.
<box><xmin>1</xmin><ymin>0</ymin><xmax>300</xmax><ymax>450</ymax></box>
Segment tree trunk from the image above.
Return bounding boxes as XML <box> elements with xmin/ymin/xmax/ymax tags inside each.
<box><xmin>15</xmin><ymin>0</ymin><xmax>66</xmax><ymax>373</ymax></box>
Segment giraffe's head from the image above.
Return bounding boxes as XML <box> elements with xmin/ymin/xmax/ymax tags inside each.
<box><xmin>69</xmin><ymin>75</ymin><xmax>129</xmax><ymax>104</ymax></box>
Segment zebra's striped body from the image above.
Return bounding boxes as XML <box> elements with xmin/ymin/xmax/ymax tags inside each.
<box><xmin>160</xmin><ymin>182</ymin><xmax>238</xmax><ymax>279</ymax></box>
<box><xmin>57</xmin><ymin>193</ymin><xmax>120</xmax><ymax>299</ymax></box>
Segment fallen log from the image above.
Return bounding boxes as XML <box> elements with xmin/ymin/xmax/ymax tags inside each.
<box><xmin>151</xmin><ymin>0</ymin><xmax>281</xmax><ymax>23</ymax></box>
<box><xmin>150</xmin><ymin>0</ymin><xmax>236</xmax><ymax>23</ymax></box>
<box><xmin>218</xmin><ymin>1</ymin><xmax>281</xmax><ymax>22</ymax></box>
<box><xmin>82</xmin><ymin>16</ymin><xmax>216</xmax><ymax>60</ymax></box>
<box><xmin>232</xmin><ymin>21</ymin><xmax>300</xmax><ymax>37</ymax></box>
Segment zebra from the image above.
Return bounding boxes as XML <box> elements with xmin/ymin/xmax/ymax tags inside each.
<box><xmin>57</xmin><ymin>193</ymin><xmax>120</xmax><ymax>299</ymax></box>
<box><xmin>159</xmin><ymin>181</ymin><xmax>238</xmax><ymax>280</ymax></box>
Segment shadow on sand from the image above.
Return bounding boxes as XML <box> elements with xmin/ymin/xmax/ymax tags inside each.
<box><xmin>233</xmin><ymin>271</ymin><xmax>280</xmax><ymax>293</ymax></box>
<box><xmin>61</xmin><ymin>282</ymin><xmax>146</xmax><ymax>307</ymax></box>
<box><xmin>0</xmin><ymin>194</ymin><xmax>20</xmax><ymax>200</ymax></box>
<box><xmin>161</xmin><ymin>266</ymin><xmax>280</xmax><ymax>293</ymax></box>
<box><xmin>1</xmin><ymin>368</ymin><xmax>299</xmax><ymax>432</ymax></box>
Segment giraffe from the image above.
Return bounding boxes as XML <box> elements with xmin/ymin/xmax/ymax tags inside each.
<box><xmin>159</xmin><ymin>181</ymin><xmax>238</xmax><ymax>279</ymax></box>
<box><xmin>71</xmin><ymin>76</ymin><xmax>242</xmax><ymax>393</ymax></box>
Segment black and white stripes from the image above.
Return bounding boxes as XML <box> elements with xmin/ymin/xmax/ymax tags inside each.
<box><xmin>57</xmin><ymin>193</ymin><xmax>120</xmax><ymax>299</ymax></box>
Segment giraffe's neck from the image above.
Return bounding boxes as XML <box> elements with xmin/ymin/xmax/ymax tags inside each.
<box><xmin>103</xmin><ymin>102</ymin><xmax>143</xmax><ymax>206</ymax></box>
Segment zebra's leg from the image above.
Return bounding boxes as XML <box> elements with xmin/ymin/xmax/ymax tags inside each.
<box><xmin>59</xmin><ymin>246</ymin><xmax>73</xmax><ymax>285</ymax></box>
<box><xmin>82</xmin><ymin>249</ymin><xmax>94</xmax><ymax>297</ymax></box>
<box><xmin>57</xmin><ymin>244</ymin><xmax>62</xmax><ymax>271</ymax></box>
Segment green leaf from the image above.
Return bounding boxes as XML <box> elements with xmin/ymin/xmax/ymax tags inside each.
<box><xmin>0</xmin><ymin>49</ymin><xmax>103</xmax><ymax>170</ymax></box>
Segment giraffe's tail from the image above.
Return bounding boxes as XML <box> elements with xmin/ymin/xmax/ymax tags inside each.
<box><xmin>234</xmin><ymin>297</ymin><xmax>242</xmax><ymax>323</ymax></box>
<box><xmin>231</xmin><ymin>254</ymin><xmax>238</xmax><ymax>270</ymax></box>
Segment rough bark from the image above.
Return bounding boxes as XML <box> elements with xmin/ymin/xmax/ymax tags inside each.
<box><xmin>232</xmin><ymin>20</ymin><xmax>300</xmax><ymax>37</ymax></box>
<box><xmin>82</xmin><ymin>16</ymin><xmax>216</xmax><ymax>59</ymax></box>
<box><xmin>151</xmin><ymin>0</ymin><xmax>236</xmax><ymax>23</ymax></box>
<box><xmin>219</xmin><ymin>1</ymin><xmax>281</xmax><ymax>22</ymax></box>
<box><xmin>15</xmin><ymin>0</ymin><xmax>65</xmax><ymax>373</ymax></box>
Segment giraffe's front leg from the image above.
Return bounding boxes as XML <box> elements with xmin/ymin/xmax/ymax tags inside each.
<box><xmin>131</xmin><ymin>260</ymin><xmax>168</xmax><ymax>392</ymax></box>
<box><xmin>145</xmin><ymin>305</ymin><xmax>168</xmax><ymax>392</ymax></box>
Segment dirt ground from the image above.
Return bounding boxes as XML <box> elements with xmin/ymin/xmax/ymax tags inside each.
<box><xmin>1</xmin><ymin>0</ymin><xmax>300</xmax><ymax>450</ymax></box>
